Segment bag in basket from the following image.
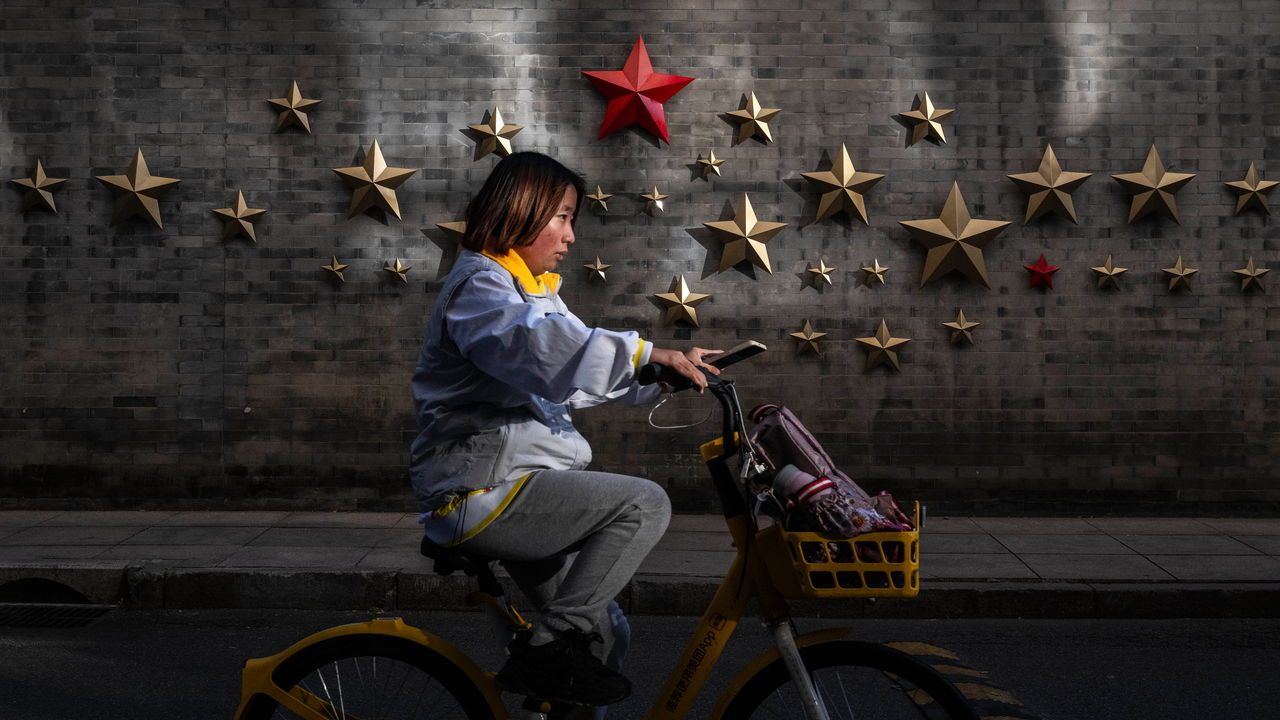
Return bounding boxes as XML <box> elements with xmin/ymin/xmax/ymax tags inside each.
<box><xmin>746</xmin><ymin>403</ymin><xmax>913</xmax><ymax>538</ymax></box>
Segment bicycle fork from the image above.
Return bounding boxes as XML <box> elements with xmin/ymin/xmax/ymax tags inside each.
<box><xmin>770</xmin><ymin>619</ymin><xmax>833</xmax><ymax>720</ymax></box>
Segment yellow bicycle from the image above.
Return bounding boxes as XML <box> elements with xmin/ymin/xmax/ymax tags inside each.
<box><xmin>233</xmin><ymin>360</ymin><xmax>978</xmax><ymax>720</ymax></box>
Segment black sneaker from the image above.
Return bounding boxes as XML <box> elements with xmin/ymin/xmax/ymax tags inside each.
<box><xmin>494</xmin><ymin>628</ymin><xmax>631</xmax><ymax>706</ymax></box>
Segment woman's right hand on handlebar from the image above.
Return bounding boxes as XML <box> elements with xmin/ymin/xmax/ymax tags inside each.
<box><xmin>649</xmin><ymin>347</ymin><xmax>723</xmax><ymax>394</ymax></box>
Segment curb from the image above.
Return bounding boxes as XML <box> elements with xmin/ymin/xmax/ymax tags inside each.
<box><xmin>3</xmin><ymin>565</ymin><xmax>1280</xmax><ymax>618</ymax></box>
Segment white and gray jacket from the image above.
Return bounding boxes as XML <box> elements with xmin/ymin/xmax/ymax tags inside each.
<box><xmin>408</xmin><ymin>249</ymin><xmax>659</xmax><ymax>545</ymax></box>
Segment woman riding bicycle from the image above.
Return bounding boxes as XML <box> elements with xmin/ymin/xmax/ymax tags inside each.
<box><xmin>408</xmin><ymin>151</ymin><xmax>721</xmax><ymax>714</ymax></box>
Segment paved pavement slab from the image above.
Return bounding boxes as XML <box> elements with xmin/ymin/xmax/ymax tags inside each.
<box><xmin>1</xmin><ymin>511</ymin><xmax>1278</xmax><ymax>616</ymax></box>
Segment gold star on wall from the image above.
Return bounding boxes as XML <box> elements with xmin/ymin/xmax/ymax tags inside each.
<box><xmin>653</xmin><ymin>275</ymin><xmax>710</xmax><ymax>327</ymax></box>
<box><xmin>333</xmin><ymin>139</ymin><xmax>416</xmax><ymax>221</ymax></box>
<box><xmin>1112</xmin><ymin>145</ymin><xmax>1196</xmax><ymax>224</ymax></box>
<box><xmin>1007</xmin><ymin>144</ymin><xmax>1092</xmax><ymax>224</ymax></box>
<box><xmin>321</xmin><ymin>256</ymin><xmax>349</xmax><ymax>283</ymax></box>
<box><xmin>900</xmin><ymin>182</ymin><xmax>1011</xmax><ymax>288</ymax></box>
<box><xmin>806</xmin><ymin>259</ymin><xmax>836</xmax><ymax>287</ymax></box>
<box><xmin>856</xmin><ymin>320</ymin><xmax>911</xmax><ymax>372</ymax></box>
<box><xmin>383</xmin><ymin>258</ymin><xmax>411</xmax><ymax>283</ymax></box>
<box><xmin>1162</xmin><ymin>256</ymin><xmax>1198</xmax><ymax>291</ymax></box>
<box><xmin>801</xmin><ymin>144</ymin><xmax>884</xmax><ymax>225</ymax></box>
<box><xmin>95</xmin><ymin>149</ymin><xmax>181</xmax><ymax>228</ymax></box>
<box><xmin>461</xmin><ymin>107</ymin><xmax>522</xmax><ymax>161</ymax></box>
<box><xmin>641</xmin><ymin>186</ymin><xmax>668</xmax><ymax>216</ymax></box>
<box><xmin>267</xmin><ymin>81</ymin><xmax>321</xmax><ymax>134</ymax></box>
<box><xmin>584</xmin><ymin>256</ymin><xmax>610</xmax><ymax>282</ymax></box>
<box><xmin>213</xmin><ymin>190</ymin><xmax>267</xmax><ymax>242</ymax></box>
<box><xmin>942</xmin><ymin>309</ymin><xmax>980</xmax><ymax>345</ymax></box>
<box><xmin>861</xmin><ymin>259</ymin><xmax>889</xmax><ymax>285</ymax></box>
<box><xmin>1091</xmin><ymin>255</ymin><xmax>1128</xmax><ymax>289</ymax></box>
<box><xmin>436</xmin><ymin>220</ymin><xmax>467</xmax><ymax>242</ymax></box>
<box><xmin>790</xmin><ymin>320</ymin><xmax>827</xmax><ymax>356</ymax></box>
<box><xmin>11</xmin><ymin>159</ymin><xmax>66</xmax><ymax>213</ymax></box>
<box><xmin>725</xmin><ymin>92</ymin><xmax>780</xmax><ymax>145</ymax></box>
<box><xmin>704</xmin><ymin>193</ymin><xmax>787</xmax><ymax>274</ymax></box>
<box><xmin>1234</xmin><ymin>257</ymin><xmax>1269</xmax><ymax>291</ymax></box>
<box><xmin>1224</xmin><ymin>163</ymin><xmax>1277</xmax><ymax>216</ymax></box>
<box><xmin>696</xmin><ymin>151</ymin><xmax>725</xmax><ymax>180</ymax></box>
<box><xmin>895</xmin><ymin>92</ymin><xmax>954</xmax><ymax>146</ymax></box>
<box><xmin>586</xmin><ymin>186</ymin><xmax>613</xmax><ymax>213</ymax></box>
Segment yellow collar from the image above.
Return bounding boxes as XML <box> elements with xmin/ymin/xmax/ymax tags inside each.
<box><xmin>481</xmin><ymin>249</ymin><xmax>561</xmax><ymax>296</ymax></box>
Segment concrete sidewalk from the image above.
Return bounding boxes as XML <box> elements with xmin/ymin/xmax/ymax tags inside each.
<box><xmin>1</xmin><ymin>511</ymin><xmax>1278</xmax><ymax>618</ymax></box>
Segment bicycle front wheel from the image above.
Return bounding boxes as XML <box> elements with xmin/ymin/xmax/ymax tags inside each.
<box><xmin>237</xmin><ymin>632</ymin><xmax>496</xmax><ymax>720</ymax></box>
<box><xmin>719</xmin><ymin>640</ymin><xmax>979</xmax><ymax>720</ymax></box>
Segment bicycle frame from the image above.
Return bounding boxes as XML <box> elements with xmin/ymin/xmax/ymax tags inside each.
<box><xmin>645</xmin><ymin>418</ymin><xmax>832</xmax><ymax>720</ymax></box>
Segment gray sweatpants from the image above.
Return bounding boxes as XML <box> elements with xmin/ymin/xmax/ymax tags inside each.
<box><xmin>455</xmin><ymin>468</ymin><xmax>672</xmax><ymax>664</ymax></box>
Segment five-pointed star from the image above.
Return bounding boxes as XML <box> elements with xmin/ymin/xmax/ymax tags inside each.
<box><xmin>696</xmin><ymin>151</ymin><xmax>725</xmax><ymax>180</ymax></box>
<box><xmin>942</xmin><ymin>309</ymin><xmax>981</xmax><ymax>345</ymax></box>
<box><xmin>1025</xmin><ymin>254</ymin><xmax>1060</xmax><ymax>290</ymax></box>
<box><xmin>581</xmin><ymin>36</ymin><xmax>694</xmax><ymax>143</ymax></box>
<box><xmin>1112</xmin><ymin>145</ymin><xmax>1196</xmax><ymax>224</ymax></box>
<box><xmin>641</xmin><ymin>186</ymin><xmax>669</xmax><ymax>215</ymax></box>
<box><xmin>332</xmin><ymin>139</ymin><xmax>417</xmax><ymax>221</ymax></box>
<box><xmin>895</xmin><ymin>92</ymin><xmax>955</xmax><ymax>146</ymax></box>
<box><xmin>461</xmin><ymin>107</ymin><xmax>523</xmax><ymax>161</ymax></box>
<box><xmin>266</xmin><ymin>81</ymin><xmax>322</xmax><ymax>134</ymax></box>
<box><xmin>789</xmin><ymin>320</ymin><xmax>827</xmax><ymax>356</ymax></box>
<box><xmin>383</xmin><ymin>258</ymin><xmax>411</xmax><ymax>284</ymax></box>
<box><xmin>653</xmin><ymin>275</ymin><xmax>710</xmax><ymax>327</ymax></box>
<box><xmin>584</xmin><ymin>256</ymin><xmax>611</xmax><ymax>282</ymax></box>
<box><xmin>436</xmin><ymin>220</ymin><xmax>467</xmax><ymax>242</ymax></box>
<box><xmin>586</xmin><ymin>186</ymin><xmax>613</xmax><ymax>212</ymax></box>
<box><xmin>725</xmin><ymin>92</ymin><xmax>781</xmax><ymax>145</ymax></box>
<box><xmin>856</xmin><ymin>320</ymin><xmax>911</xmax><ymax>372</ymax></box>
<box><xmin>704</xmin><ymin>194</ymin><xmax>788</xmax><ymax>273</ymax></box>
<box><xmin>801</xmin><ymin>144</ymin><xmax>884</xmax><ymax>225</ymax></box>
<box><xmin>1162</xmin><ymin>256</ymin><xmax>1198</xmax><ymax>291</ymax></box>
<box><xmin>861</xmin><ymin>259</ymin><xmax>889</xmax><ymax>285</ymax></box>
<box><xmin>1233</xmin><ymin>257</ymin><xmax>1269</xmax><ymax>292</ymax></box>
<box><xmin>1091</xmin><ymin>255</ymin><xmax>1128</xmax><ymax>289</ymax></box>
<box><xmin>213</xmin><ymin>190</ymin><xmax>268</xmax><ymax>242</ymax></box>
<box><xmin>10</xmin><ymin>159</ymin><xmax>66</xmax><ymax>213</ymax></box>
<box><xmin>806</xmin><ymin>259</ymin><xmax>836</xmax><ymax>287</ymax></box>
<box><xmin>1224</xmin><ymin>162</ymin><xmax>1278</xmax><ymax>216</ymax></box>
<box><xmin>321</xmin><ymin>256</ymin><xmax>349</xmax><ymax>283</ymax></box>
<box><xmin>1007</xmin><ymin>144</ymin><xmax>1093</xmax><ymax>224</ymax></box>
<box><xmin>900</xmin><ymin>182</ymin><xmax>1011</xmax><ymax>288</ymax></box>
<box><xmin>95</xmin><ymin>149</ymin><xmax>181</xmax><ymax>228</ymax></box>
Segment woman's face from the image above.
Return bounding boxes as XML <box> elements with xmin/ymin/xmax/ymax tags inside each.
<box><xmin>514</xmin><ymin>186</ymin><xmax>577</xmax><ymax>276</ymax></box>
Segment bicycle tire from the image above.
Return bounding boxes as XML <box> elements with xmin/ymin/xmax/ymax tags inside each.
<box><xmin>719</xmin><ymin>639</ymin><xmax>979</xmax><ymax>720</ymax></box>
<box><xmin>237</xmin><ymin>632</ymin><xmax>496</xmax><ymax>720</ymax></box>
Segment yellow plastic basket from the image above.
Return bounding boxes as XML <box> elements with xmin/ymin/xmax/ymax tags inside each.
<box><xmin>755</xmin><ymin>502</ymin><xmax>921</xmax><ymax>599</ymax></box>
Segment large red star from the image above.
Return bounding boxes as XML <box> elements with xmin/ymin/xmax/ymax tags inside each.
<box><xmin>1025</xmin><ymin>254</ymin><xmax>1060</xmax><ymax>290</ymax></box>
<box><xmin>581</xmin><ymin>36</ymin><xmax>694</xmax><ymax>144</ymax></box>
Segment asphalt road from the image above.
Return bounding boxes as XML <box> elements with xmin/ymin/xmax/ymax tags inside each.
<box><xmin>1</xmin><ymin>609</ymin><xmax>1277</xmax><ymax>719</ymax></box>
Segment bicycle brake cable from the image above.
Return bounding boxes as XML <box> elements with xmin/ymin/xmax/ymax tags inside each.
<box><xmin>646</xmin><ymin>393</ymin><xmax>715</xmax><ymax>430</ymax></box>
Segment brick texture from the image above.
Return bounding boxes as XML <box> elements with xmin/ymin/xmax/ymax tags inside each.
<box><xmin>1</xmin><ymin>0</ymin><xmax>1277</xmax><ymax>512</ymax></box>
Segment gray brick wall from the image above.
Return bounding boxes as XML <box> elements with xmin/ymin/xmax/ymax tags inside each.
<box><xmin>1</xmin><ymin>0</ymin><xmax>1277</xmax><ymax>512</ymax></box>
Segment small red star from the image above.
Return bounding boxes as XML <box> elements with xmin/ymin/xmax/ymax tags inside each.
<box><xmin>581</xmin><ymin>36</ymin><xmax>694</xmax><ymax>144</ymax></box>
<box><xmin>1025</xmin><ymin>254</ymin><xmax>1060</xmax><ymax>290</ymax></box>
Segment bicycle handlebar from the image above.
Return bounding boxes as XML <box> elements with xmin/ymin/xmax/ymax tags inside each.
<box><xmin>636</xmin><ymin>362</ymin><xmax>721</xmax><ymax>392</ymax></box>
<box><xmin>639</xmin><ymin>362</ymin><xmax>743</xmax><ymax>460</ymax></box>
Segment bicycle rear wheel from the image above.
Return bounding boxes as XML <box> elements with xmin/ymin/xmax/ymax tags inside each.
<box><xmin>237</xmin><ymin>633</ymin><xmax>495</xmax><ymax>720</ymax></box>
<box><xmin>720</xmin><ymin>640</ymin><xmax>978</xmax><ymax>720</ymax></box>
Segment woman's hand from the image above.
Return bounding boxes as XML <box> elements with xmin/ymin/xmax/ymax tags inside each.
<box><xmin>650</xmin><ymin>347</ymin><xmax>724</xmax><ymax>393</ymax></box>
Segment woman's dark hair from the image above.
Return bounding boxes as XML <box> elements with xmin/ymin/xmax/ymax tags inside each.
<box><xmin>461</xmin><ymin>152</ymin><xmax>586</xmax><ymax>254</ymax></box>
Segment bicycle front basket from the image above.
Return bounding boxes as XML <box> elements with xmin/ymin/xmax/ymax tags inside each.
<box><xmin>755</xmin><ymin>501</ymin><xmax>921</xmax><ymax>599</ymax></box>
